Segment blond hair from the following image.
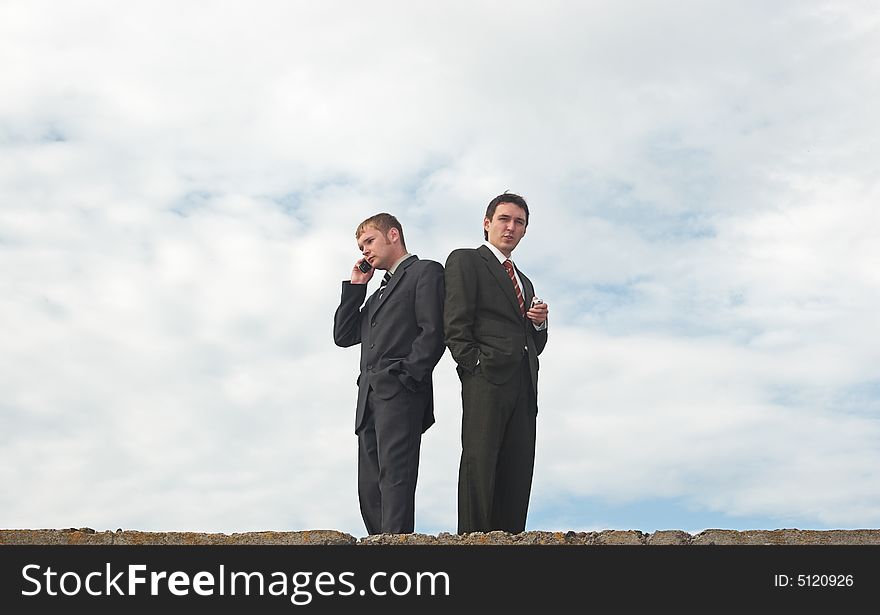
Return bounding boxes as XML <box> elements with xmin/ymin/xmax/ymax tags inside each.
<box><xmin>355</xmin><ymin>213</ymin><xmax>406</xmax><ymax>249</ymax></box>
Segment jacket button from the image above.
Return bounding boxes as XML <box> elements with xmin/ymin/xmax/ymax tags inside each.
<box><xmin>367</xmin><ymin>364</ymin><xmax>373</xmax><ymax>370</ymax></box>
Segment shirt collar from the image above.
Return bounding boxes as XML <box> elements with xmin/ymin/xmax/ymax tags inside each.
<box><xmin>483</xmin><ymin>241</ymin><xmax>512</xmax><ymax>265</ymax></box>
<box><xmin>388</xmin><ymin>253</ymin><xmax>413</xmax><ymax>275</ymax></box>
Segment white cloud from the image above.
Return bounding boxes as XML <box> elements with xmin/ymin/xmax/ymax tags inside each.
<box><xmin>534</xmin><ymin>328</ymin><xmax>880</xmax><ymax>525</ymax></box>
<box><xmin>2</xmin><ymin>0</ymin><xmax>879</xmax><ymax>534</ymax></box>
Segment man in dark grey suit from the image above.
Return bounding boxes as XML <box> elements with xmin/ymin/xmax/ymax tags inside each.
<box><xmin>333</xmin><ymin>213</ymin><xmax>445</xmax><ymax>535</ymax></box>
<box><xmin>444</xmin><ymin>192</ymin><xmax>549</xmax><ymax>534</ymax></box>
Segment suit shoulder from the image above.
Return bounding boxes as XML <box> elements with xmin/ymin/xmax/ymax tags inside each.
<box><xmin>411</xmin><ymin>257</ymin><xmax>443</xmax><ymax>268</ymax></box>
<box><xmin>448</xmin><ymin>247</ymin><xmax>478</xmax><ymax>257</ymax></box>
<box><xmin>445</xmin><ymin>248</ymin><xmax>479</xmax><ymax>266</ymax></box>
<box><xmin>409</xmin><ymin>258</ymin><xmax>444</xmax><ymax>274</ymax></box>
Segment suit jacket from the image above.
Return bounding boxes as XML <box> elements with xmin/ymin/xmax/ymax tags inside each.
<box><xmin>333</xmin><ymin>256</ymin><xmax>445</xmax><ymax>434</ymax></box>
<box><xmin>444</xmin><ymin>245</ymin><xmax>547</xmax><ymax>400</ymax></box>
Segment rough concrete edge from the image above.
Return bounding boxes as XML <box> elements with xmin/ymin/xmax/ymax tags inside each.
<box><xmin>360</xmin><ymin>531</ymin><xmax>598</xmax><ymax>545</ymax></box>
<box><xmin>4</xmin><ymin>528</ymin><xmax>880</xmax><ymax>546</ymax></box>
<box><xmin>691</xmin><ymin>528</ymin><xmax>880</xmax><ymax>546</ymax></box>
<box><xmin>0</xmin><ymin>528</ymin><xmax>356</xmax><ymax>546</ymax></box>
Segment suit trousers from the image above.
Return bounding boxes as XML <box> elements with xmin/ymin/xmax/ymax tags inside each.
<box><xmin>458</xmin><ymin>356</ymin><xmax>536</xmax><ymax>534</ymax></box>
<box><xmin>357</xmin><ymin>386</ymin><xmax>425</xmax><ymax>534</ymax></box>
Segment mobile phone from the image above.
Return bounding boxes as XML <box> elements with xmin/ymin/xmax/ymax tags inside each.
<box><xmin>531</xmin><ymin>296</ymin><xmax>543</xmax><ymax>307</ymax></box>
<box><xmin>357</xmin><ymin>260</ymin><xmax>372</xmax><ymax>273</ymax></box>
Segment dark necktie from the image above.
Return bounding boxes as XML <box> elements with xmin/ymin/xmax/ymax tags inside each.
<box><xmin>503</xmin><ymin>259</ymin><xmax>525</xmax><ymax>316</ymax></box>
<box><xmin>378</xmin><ymin>270</ymin><xmax>392</xmax><ymax>299</ymax></box>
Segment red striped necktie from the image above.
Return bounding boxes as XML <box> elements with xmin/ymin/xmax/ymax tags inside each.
<box><xmin>503</xmin><ymin>259</ymin><xmax>525</xmax><ymax>316</ymax></box>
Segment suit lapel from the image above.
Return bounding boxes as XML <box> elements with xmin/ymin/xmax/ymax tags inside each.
<box><xmin>369</xmin><ymin>255</ymin><xmax>416</xmax><ymax>318</ymax></box>
<box><xmin>477</xmin><ymin>245</ymin><xmax>523</xmax><ymax>318</ymax></box>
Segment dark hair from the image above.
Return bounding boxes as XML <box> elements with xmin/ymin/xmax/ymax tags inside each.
<box><xmin>356</xmin><ymin>213</ymin><xmax>406</xmax><ymax>249</ymax></box>
<box><xmin>484</xmin><ymin>192</ymin><xmax>529</xmax><ymax>240</ymax></box>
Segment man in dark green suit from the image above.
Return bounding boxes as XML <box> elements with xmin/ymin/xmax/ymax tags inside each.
<box><xmin>444</xmin><ymin>192</ymin><xmax>549</xmax><ymax>534</ymax></box>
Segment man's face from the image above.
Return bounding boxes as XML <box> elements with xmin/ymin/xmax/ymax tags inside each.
<box><xmin>357</xmin><ymin>226</ymin><xmax>396</xmax><ymax>270</ymax></box>
<box><xmin>484</xmin><ymin>202</ymin><xmax>527</xmax><ymax>257</ymax></box>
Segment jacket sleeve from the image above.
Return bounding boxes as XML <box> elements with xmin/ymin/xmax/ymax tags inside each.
<box><xmin>522</xmin><ymin>272</ymin><xmax>548</xmax><ymax>356</ymax></box>
<box><xmin>332</xmin><ymin>281</ymin><xmax>367</xmax><ymax>348</ymax></box>
<box><xmin>396</xmin><ymin>261</ymin><xmax>446</xmax><ymax>390</ymax></box>
<box><xmin>443</xmin><ymin>250</ymin><xmax>480</xmax><ymax>372</ymax></box>
<box><xmin>532</xmin><ymin>323</ymin><xmax>548</xmax><ymax>356</ymax></box>
<box><xmin>527</xmin><ymin>280</ymin><xmax>548</xmax><ymax>356</ymax></box>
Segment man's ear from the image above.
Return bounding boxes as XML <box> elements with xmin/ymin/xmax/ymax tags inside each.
<box><xmin>387</xmin><ymin>227</ymin><xmax>400</xmax><ymax>243</ymax></box>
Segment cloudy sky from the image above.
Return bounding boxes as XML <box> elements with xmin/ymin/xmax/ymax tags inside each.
<box><xmin>2</xmin><ymin>0</ymin><xmax>879</xmax><ymax>536</ymax></box>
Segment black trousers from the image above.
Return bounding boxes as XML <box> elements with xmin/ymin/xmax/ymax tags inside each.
<box><xmin>457</xmin><ymin>357</ymin><xmax>536</xmax><ymax>534</ymax></box>
<box><xmin>357</xmin><ymin>387</ymin><xmax>425</xmax><ymax>535</ymax></box>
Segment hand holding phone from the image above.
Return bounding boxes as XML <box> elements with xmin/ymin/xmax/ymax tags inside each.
<box><xmin>527</xmin><ymin>296</ymin><xmax>548</xmax><ymax>325</ymax></box>
<box><xmin>351</xmin><ymin>258</ymin><xmax>374</xmax><ymax>284</ymax></box>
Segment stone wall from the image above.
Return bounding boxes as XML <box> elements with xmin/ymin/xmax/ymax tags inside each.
<box><xmin>3</xmin><ymin>528</ymin><xmax>880</xmax><ymax>545</ymax></box>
